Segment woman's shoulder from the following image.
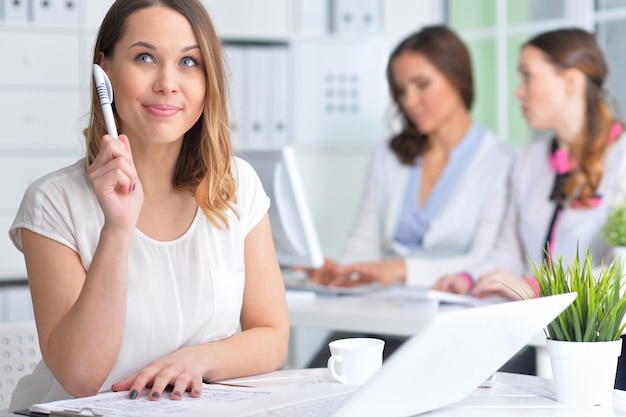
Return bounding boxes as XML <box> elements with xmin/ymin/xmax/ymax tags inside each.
<box><xmin>370</xmin><ymin>140</ymin><xmax>406</xmax><ymax>170</ymax></box>
<box><xmin>232</xmin><ymin>155</ymin><xmax>254</xmax><ymax>176</ymax></box>
<box><xmin>232</xmin><ymin>155</ymin><xmax>266</xmax><ymax>186</ymax></box>
<box><xmin>606</xmin><ymin>130</ymin><xmax>626</xmax><ymax>171</ymax></box>
<box><xmin>513</xmin><ymin>136</ymin><xmax>551</xmax><ymax>164</ymax></box>
<box><xmin>24</xmin><ymin>159</ymin><xmax>89</xmax><ymax>200</ymax></box>
<box><xmin>479</xmin><ymin>129</ymin><xmax>514</xmax><ymax>153</ymax></box>
<box><xmin>231</xmin><ymin>155</ymin><xmax>268</xmax><ymax>199</ymax></box>
<box><xmin>11</xmin><ymin>159</ymin><xmax>91</xmax><ymax>251</ymax></box>
<box><xmin>521</xmin><ymin>135</ymin><xmax>551</xmax><ymax>152</ymax></box>
<box><xmin>473</xmin><ymin>128</ymin><xmax>517</xmax><ymax>166</ymax></box>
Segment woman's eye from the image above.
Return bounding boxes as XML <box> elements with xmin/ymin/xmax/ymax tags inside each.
<box><xmin>181</xmin><ymin>56</ymin><xmax>199</xmax><ymax>67</ymax></box>
<box><xmin>136</xmin><ymin>53</ymin><xmax>154</xmax><ymax>63</ymax></box>
<box><xmin>417</xmin><ymin>81</ymin><xmax>430</xmax><ymax>91</ymax></box>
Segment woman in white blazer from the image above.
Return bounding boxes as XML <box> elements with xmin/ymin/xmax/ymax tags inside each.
<box><xmin>307</xmin><ymin>26</ymin><xmax>515</xmax><ymax>288</ymax></box>
<box><xmin>305</xmin><ymin>25</ymin><xmax>517</xmax><ymax>369</ymax></box>
<box><xmin>435</xmin><ymin>28</ymin><xmax>626</xmax><ymax>301</ymax></box>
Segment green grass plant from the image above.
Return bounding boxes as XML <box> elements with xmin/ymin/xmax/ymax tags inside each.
<box><xmin>531</xmin><ymin>247</ymin><xmax>626</xmax><ymax>342</ymax></box>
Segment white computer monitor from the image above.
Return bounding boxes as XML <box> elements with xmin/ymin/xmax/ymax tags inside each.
<box><xmin>240</xmin><ymin>146</ymin><xmax>325</xmax><ymax>269</ymax></box>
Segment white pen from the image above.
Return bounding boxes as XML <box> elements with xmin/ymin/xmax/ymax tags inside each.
<box><xmin>93</xmin><ymin>64</ymin><xmax>118</xmax><ymax>138</ymax></box>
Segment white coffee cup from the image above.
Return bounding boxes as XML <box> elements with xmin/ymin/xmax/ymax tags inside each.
<box><xmin>327</xmin><ymin>337</ymin><xmax>384</xmax><ymax>385</ymax></box>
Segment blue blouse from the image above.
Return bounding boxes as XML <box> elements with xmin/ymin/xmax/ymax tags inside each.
<box><xmin>393</xmin><ymin>123</ymin><xmax>485</xmax><ymax>250</ymax></box>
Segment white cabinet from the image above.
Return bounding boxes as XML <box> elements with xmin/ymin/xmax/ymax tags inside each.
<box><xmin>202</xmin><ymin>0</ymin><xmax>292</xmax><ymax>40</ymax></box>
<box><xmin>0</xmin><ymin>91</ymin><xmax>83</xmax><ymax>150</ymax></box>
<box><xmin>0</xmin><ymin>155</ymin><xmax>79</xmax><ymax>279</ymax></box>
<box><xmin>292</xmin><ymin>37</ymin><xmax>388</xmax><ymax>147</ymax></box>
<box><xmin>0</xmin><ymin>31</ymin><xmax>80</xmax><ymax>86</ymax></box>
<box><xmin>0</xmin><ymin>1</ymin><xmax>109</xmax><ymax>283</ymax></box>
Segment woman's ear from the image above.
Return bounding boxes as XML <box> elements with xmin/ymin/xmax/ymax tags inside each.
<box><xmin>97</xmin><ymin>52</ymin><xmax>108</xmax><ymax>70</ymax></box>
<box><xmin>563</xmin><ymin>67</ymin><xmax>586</xmax><ymax>97</ymax></box>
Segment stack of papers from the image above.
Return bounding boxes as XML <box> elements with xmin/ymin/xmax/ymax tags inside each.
<box><xmin>20</xmin><ymin>384</ymin><xmax>283</xmax><ymax>417</ymax></box>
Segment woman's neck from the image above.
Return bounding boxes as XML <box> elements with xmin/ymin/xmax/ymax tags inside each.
<box><xmin>132</xmin><ymin>141</ymin><xmax>183</xmax><ymax>197</ymax></box>
<box><xmin>427</xmin><ymin>110</ymin><xmax>473</xmax><ymax>153</ymax></box>
<box><xmin>553</xmin><ymin>95</ymin><xmax>586</xmax><ymax>151</ymax></box>
<box><xmin>554</xmin><ymin>122</ymin><xmax>584</xmax><ymax>152</ymax></box>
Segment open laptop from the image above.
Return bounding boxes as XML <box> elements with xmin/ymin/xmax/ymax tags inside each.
<box><xmin>230</xmin><ymin>292</ymin><xmax>576</xmax><ymax>417</ymax></box>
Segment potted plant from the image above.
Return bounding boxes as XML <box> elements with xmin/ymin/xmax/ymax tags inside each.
<box><xmin>602</xmin><ymin>200</ymin><xmax>626</xmax><ymax>272</ymax></box>
<box><xmin>531</xmin><ymin>247</ymin><xmax>626</xmax><ymax>406</ymax></box>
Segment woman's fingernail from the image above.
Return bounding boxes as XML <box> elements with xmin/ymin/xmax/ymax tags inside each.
<box><xmin>193</xmin><ymin>389</ymin><xmax>200</xmax><ymax>395</ymax></box>
<box><xmin>132</xmin><ymin>183</ymin><xmax>136</xmax><ymax>191</ymax></box>
<box><xmin>151</xmin><ymin>391</ymin><xmax>160</xmax><ymax>399</ymax></box>
<box><xmin>173</xmin><ymin>391</ymin><xmax>181</xmax><ymax>397</ymax></box>
<box><xmin>130</xmin><ymin>390</ymin><xmax>138</xmax><ymax>399</ymax></box>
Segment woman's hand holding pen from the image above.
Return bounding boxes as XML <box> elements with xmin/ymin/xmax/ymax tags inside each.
<box><xmin>88</xmin><ymin>134</ymin><xmax>143</xmax><ymax>232</ymax></box>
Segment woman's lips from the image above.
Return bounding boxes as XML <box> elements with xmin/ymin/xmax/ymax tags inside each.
<box><xmin>144</xmin><ymin>104</ymin><xmax>181</xmax><ymax>117</ymax></box>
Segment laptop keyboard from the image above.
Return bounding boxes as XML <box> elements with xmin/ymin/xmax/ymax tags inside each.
<box><xmin>249</xmin><ymin>391</ymin><xmax>354</xmax><ymax>417</ymax></box>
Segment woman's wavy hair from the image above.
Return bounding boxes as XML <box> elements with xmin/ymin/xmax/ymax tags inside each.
<box><xmin>386</xmin><ymin>25</ymin><xmax>474</xmax><ymax>165</ymax></box>
<box><xmin>84</xmin><ymin>0</ymin><xmax>237</xmax><ymax>228</ymax></box>
<box><xmin>527</xmin><ymin>28</ymin><xmax>620</xmax><ymax>205</ymax></box>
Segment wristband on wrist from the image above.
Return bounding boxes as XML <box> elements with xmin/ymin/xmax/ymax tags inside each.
<box><xmin>459</xmin><ymin>272</ymin><xmax>474</xmax><ymax>290</ymax></box>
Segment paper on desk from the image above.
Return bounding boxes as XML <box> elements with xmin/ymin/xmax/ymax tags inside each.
<box><xmin>363</xmin><ymin>285</ymin><xmax>506</xmax><ymax>307</ymax></box>
<box><xmin>29</xmin><ymin>384</ymin><xmax>284</xmax><ymax>417</ymax></box>
<box><xmin>284</xmin><ymin>280</ymin><xmax>387</xmax><ymax>297</ymax></box>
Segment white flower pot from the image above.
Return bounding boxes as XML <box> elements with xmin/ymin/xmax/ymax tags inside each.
<box><xmin>546</xmin><ymin>338</ymin><xmax>622</xmax><ymax>406</ymax></box>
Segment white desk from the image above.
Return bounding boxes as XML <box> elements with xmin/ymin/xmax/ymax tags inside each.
<box><xmin>286</xmin><ymin>292</ymin><xmax>551</xmax><ymax>374</ymax></box>
<box><xmin>287</xmin><ymin>293</ymin><xmax>441</xmax><ymax>336</ymax></box>
<box><xmin>421</xmin><ymin>371</ymin><xmax>626</xmax><ymax>416</ymax></box>
<box><xmin>226</xmin><ymin>368</ymin><xmax>626</xmax><ymax>416</ymax></box>
<box><xmin>7</xmin><ymin>369</ymin><xmax>623</xmax><ymax>416</ymax></box>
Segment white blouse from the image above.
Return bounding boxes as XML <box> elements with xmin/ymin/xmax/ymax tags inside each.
<box><xmin>8</xmin><ymin>157</ymin><xmax>269</xmax><ymax>411</ymax></box>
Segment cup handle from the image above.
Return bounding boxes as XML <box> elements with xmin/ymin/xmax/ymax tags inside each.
<box><xmin>327</xmin><ymin>355</ymin><xmax>346</xmax><ymax>384</ymax></box>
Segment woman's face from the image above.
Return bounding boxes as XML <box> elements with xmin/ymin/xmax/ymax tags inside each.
<box><xmin>390</xmin><ymin>51</ymin><xmax>467</xmax><ymax>135</ymax></box>
<box><xmin>515</xmin><ymin>45</ymin><xmax>570</xmax><ymax>131</ymax></box>
<box><xmin>100</xmin><ymin>6</ymin><xmax>206</xmax><ymax>146</ymax></box>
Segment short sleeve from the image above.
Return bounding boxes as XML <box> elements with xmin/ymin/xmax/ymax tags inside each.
<box><xmin>9</xmin><ymin>168</ymin><xmax>83</xmax><ymax>254</ymax></box>
<box><xmin>233</xmin><ymin>158</ymin><xmax>270</xmax><ymax>235</ymax></box>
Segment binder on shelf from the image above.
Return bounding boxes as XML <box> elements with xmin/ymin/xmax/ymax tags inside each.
<box><xmin>331</xmin><ymin>0</ymin><xmax>356</xmax><ymax>33</ymax></box>
<box><xmin>244</xmin><ymin>46</ymin><xmax>271</xmax><ymax>148</ymax></box>
<box><xmin>4</xmin><ymin>0</ymin><xmax>29</xmax><ymax>24</ymax></box>
<box><xmin>269</xmin><ymin>46</ymin><xmax>289</xmax><ymax>148</ymax></box>
<box><xmin>354</xmin><ymin>0</ymin><xmax>380</xmax><ymax>33</ymax></box>
<box><xmin>32</xmin><ymin>0</ymin><xmax>81</xmax><ymax>25</ymax></box>
<box><xmin>295</xmin><ymin>0</ymin><xmax>329</xmax><ymax>35</ymax></box>
<box><xmin>224</xmin><ymin>44</ymin><xmax>247</xmax><ymax>149</ymax></box>
<box><xmin>331</xmin><ymin>0</ymin><xmax>380</xmax><ymax>34</ymax></box>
